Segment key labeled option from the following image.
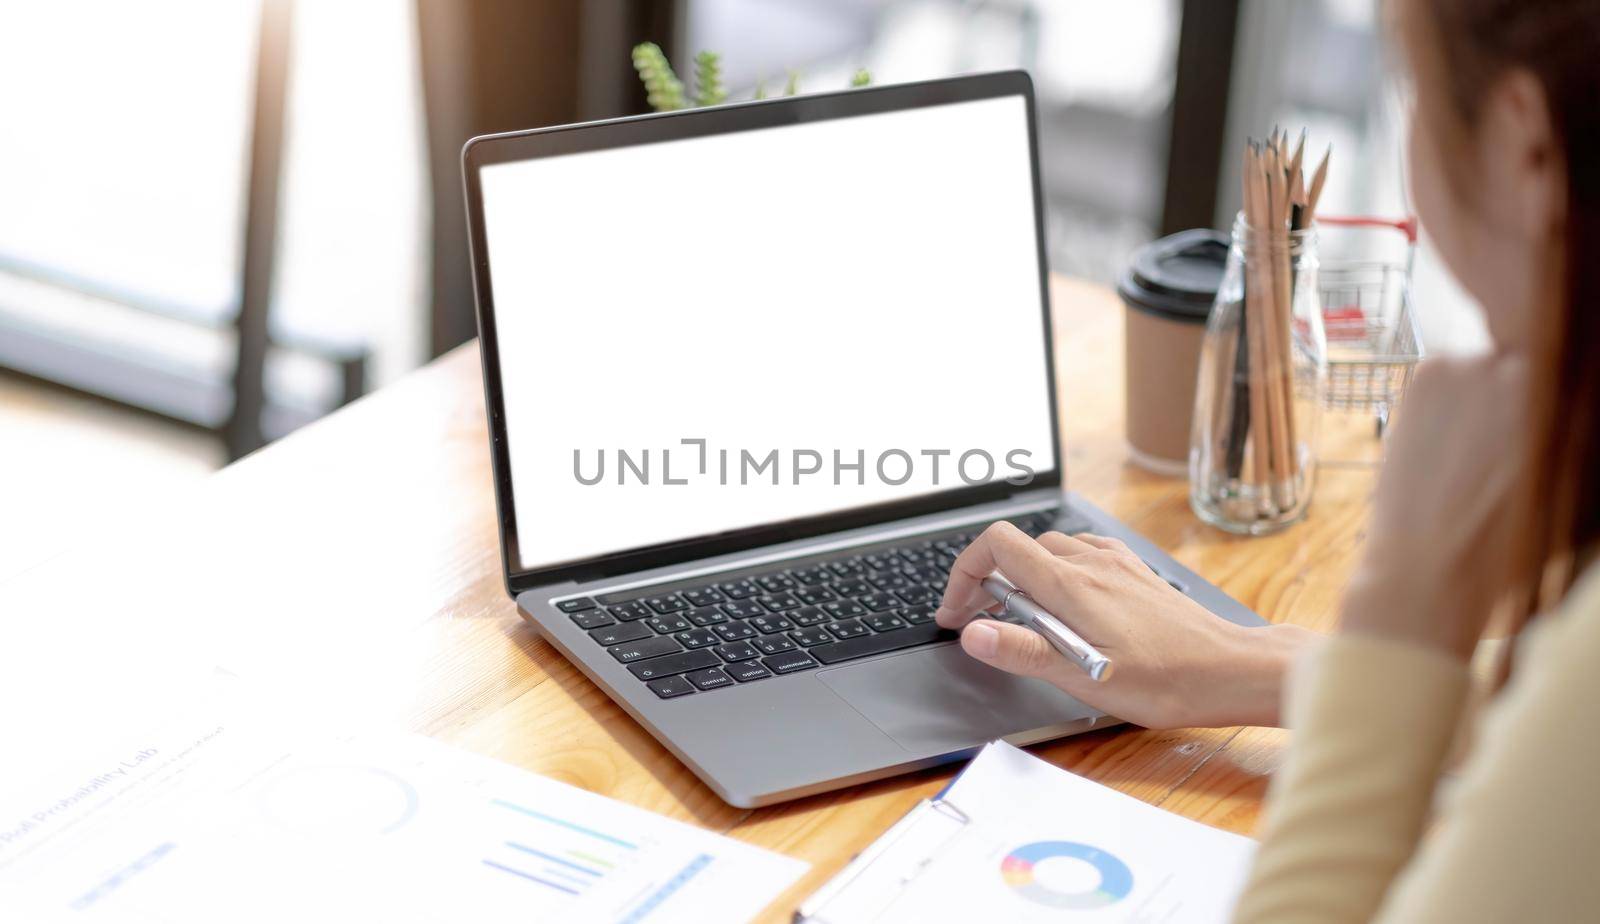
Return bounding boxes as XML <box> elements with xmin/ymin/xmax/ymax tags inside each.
<box><xmin>727</xmin><ymin>661</ymin><xmax>772</xmax><ymax>682</ymax></box>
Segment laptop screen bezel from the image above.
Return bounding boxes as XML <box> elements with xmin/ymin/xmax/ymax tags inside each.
<box><xmin>462</xmin><ymin>70</ymin><xmax>1062</xmax><ymax>595</ymax></box>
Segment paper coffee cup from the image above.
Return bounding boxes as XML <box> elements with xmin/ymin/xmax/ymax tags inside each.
<box><xmin>1116</xmin><ymin>230</ymin><xmax>1229</xmax><ymax>475</ymax></box>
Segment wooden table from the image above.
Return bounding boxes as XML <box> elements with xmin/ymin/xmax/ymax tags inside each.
<box><xmin>0</xmin><ymin>277</ymin><xmax>1376</xmax><ymax>921</ymax></box>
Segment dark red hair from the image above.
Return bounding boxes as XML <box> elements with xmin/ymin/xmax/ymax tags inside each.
<box><xmin>1417</xmin><ymin>0</ymin><xmax>1600</xmax><ymax>615</ymax></box>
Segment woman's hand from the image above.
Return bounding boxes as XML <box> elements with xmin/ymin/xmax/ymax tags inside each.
<box><xmin>935</xmin><ymin>522</ymin><xmax>1316</xmax><ymax>729</ymax></box>
<box><xmin>1341</xmin><ymin>353</ymin><xmax>1531</xmax><ymax>658</ymax></box>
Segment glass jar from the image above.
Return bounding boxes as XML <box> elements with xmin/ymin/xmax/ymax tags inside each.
<box><xmin>1189</xmin><ymin>214</ymin><xmax>1327</xmax><ymax>534</ymax></box>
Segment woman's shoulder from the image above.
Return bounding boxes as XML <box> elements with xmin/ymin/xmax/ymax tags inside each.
<box><xmin>1522</xmin><ymin>561</ymin><xmax>1600</xmax><ymax>661</ymax></box>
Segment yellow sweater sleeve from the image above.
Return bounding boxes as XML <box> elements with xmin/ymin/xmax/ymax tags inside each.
<box><xmin>1233</xmin><ymin>572</ymin><xmax>1600</xmax><ymax>923</ymax></box>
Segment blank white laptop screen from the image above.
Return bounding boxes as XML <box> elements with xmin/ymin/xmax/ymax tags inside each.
<box><xmin>480</xmin><ymin>94</ymin><xmax>1056</xmax><ymax>572</ymax></box>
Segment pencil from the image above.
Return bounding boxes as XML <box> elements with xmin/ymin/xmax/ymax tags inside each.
<box><xmin>1242</xmin><ymin>144</ymin><xmax>1274</xmax><ymax>504</ymax></box>
<box><xmin>1304</xmin><ymin>145</ymin><xmax>1331</xmax><ymax>225</ymax></box>
<box><xmin>1264</xmin><ymin>146</ymin><xmax>1298</xmax><ymax>507</ymax></box>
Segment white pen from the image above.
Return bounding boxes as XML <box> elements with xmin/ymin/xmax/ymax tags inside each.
<box><xmin>981</xmin><ymin>573</ymin><xmax>1115</xmax><ymax>682</ymax></box>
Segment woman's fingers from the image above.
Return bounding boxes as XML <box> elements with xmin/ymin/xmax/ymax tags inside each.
<box><xmin>1072</xmin><ymin>533</ymin><xmax>1131</xmax><ymax>553</ymax></box>
<box><xmin>959</xmin><ymin>619</ymin><xmax>1086</xmax><ymax>689</ymax></box>
<box><xmin>1035</xmin><ymin>530</ymin><xmax>1095</xmax><ymax>557</ymax></box>
<box><xmin>937</xmin><ymin>521</ymin><xmax>1066</xmax><ymax>628</ymax></box>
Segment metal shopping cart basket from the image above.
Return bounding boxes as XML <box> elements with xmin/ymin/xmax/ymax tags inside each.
<box><xmin>1316</xmin><ymin>215</ymin><xmax>1425</xmax><ymax>463</ymax></box>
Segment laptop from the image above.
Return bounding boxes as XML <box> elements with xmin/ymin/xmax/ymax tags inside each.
<box><xmin>461</xmin><ymin>71</ymin><xmax>1265</xmax><ymax>808</ymax></box>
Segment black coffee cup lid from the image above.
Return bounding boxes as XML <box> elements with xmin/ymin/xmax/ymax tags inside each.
<box><xmin>1116</xmin><ymin>229</ymin><xmax>1229</xmax><ymax>322</ymax></box>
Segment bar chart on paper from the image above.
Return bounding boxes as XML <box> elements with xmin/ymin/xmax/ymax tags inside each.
<box><xmin>476</xmin><ymin>796</ymin><xmax>715</xmax><ymax>921</ymax></box>
<box><xmin>248</xmin><ymin>736</ymin><xmax>804</xmax><ymax>923</ymax></box>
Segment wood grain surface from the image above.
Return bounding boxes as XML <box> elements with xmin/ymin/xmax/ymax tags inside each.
<box><xmin>0</xmin><ymin>276</ymin><xmax>1375</xmax><ymax>921</ymax></box>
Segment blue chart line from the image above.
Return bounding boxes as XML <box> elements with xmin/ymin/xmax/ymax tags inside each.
<box><xmin>507</xmin><ymin>841</ymin><xmax>605</xmax><ymax>877</ymax></box>
<box><xmin>539</xmin><ymin>867</ymin><xmax>591</xmax><ymax>886</ymax></box>
<box><xmin>482</xmin><ymin>859</ymin><xmax>581</xmax><ymax>895</ymax></box>
<box><xmin>618</xmin><ymin>853</ymin><xmax>713</xmax><ymax>924</ymax></box>
<box><xmin>491</xmin><ymin>798</ymin><xmax>639</xmax><ymax>850</ymax></box>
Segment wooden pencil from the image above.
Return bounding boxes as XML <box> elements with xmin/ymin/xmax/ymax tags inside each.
<box><xmin>1263</xmin><ymin>146</ymin><xmax>1297</xmax><ymax>506</ymax></box>
<box><xmin>1241</xmin><ymin>144</ymin><xmax>1275</xmax><ymax>505</ymax></box>
<box><xmin>1304</xmin><ymin>145</ymin><xmax>1331</xmax><ymax>225</ymax></box>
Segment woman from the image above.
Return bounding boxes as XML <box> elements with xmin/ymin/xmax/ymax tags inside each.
<box><xmin>935</xmin><ymin>0</ymin><xmax>1599</xmax><ymax>919</ymax></box>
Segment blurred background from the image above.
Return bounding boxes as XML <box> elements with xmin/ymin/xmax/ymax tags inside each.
<box><xmin>0</xmin><ymin>0</ymin><xmax>1480</xmax><ymax>581</ymax></box>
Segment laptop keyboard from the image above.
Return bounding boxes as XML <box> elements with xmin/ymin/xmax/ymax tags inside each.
<box><xmin>554</xmin><ymin>508</ymin><xmax>1085</xmax><ymax>700</ymax></box>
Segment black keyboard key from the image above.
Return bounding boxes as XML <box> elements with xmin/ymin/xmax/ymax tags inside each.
<box><xmin>862</xmin><ymin>553</ymin><xmax>900</xmax><ymax>571</ymax></box>
<box><xmin>864</xmin><ymin>612</ymin><xmax>907</xmax><ymax>633</ymax></box>
<box><xmin>762</xmin><ymin>651</ymin><xmax>819</xmax><ymax>674</ymax></box>
<box><xmin>795</xmin><ymin>586</ymin><xmax>836</xmax><ymax>605</ymax></box>
<box><xmin>902</xmin><ymin>603</ymin><xmax>937</xmax><ymax>625</ymax></box>
<box><xmin>825</xmin><ymin>619</ymin><xmax>869</xmax><ymax>640</ymax></box>
<box><xmin>718</xmin><ymin>579</ymin><xmax>761</xmax><ymax>599</ymax></box>
<box><xmin>647</xmin><ymin>615</ymin><xmax>692</xmax><ymax>634</ymax></box>
<box><xmin>609</xmin><ymin>636</ymin><xmax>683</xmax><ymax>663</ymax></box>
<box><xmin>721</xmin><ymin>600</ymin><xmax>766</xmax><ymax>619</ymax></box>
<box><xmin>647</xmin><ymin>675</ymin><xmax>696</xmax><ymax>699</ymax></box>
<box><xmin>714</xmin><ymin>641</ymin><xmax>760</xmax><ymax>662</ymax></box>
<box><xmin>758</xmin><ymin>593</ymin><xmax>801</xmax><ymax>612</ymax></box>
<box><xmin>860</xmin><ymin>592</ymin><xmax>900</xmax><ymax>612</ymax></box>
<box><xmin>827</xmin><ymin>559</ymin><xmax>866</xmax><ymax>577</ymax></box>
<box><xmin>753</xmin><ymin>635</ymin><xmax>797</xmax><ymax>655</ymax></box>
<box><xmin>790</xmin><ymin>605</ymin><xmax>829</xmax><ymax>627</ymax></box>
<box><xmin>868</xmin><ymin>572</ymin><xmax>909</xmax><ymax>590</ymax></box>
<box><xmin>727</xmin><ymin>660</ymin><xmax>772</xmax><ymax>682</ymax></box>
<box><xmin>674</xmin><ymin>628</ymin><xmax>720</xmax><ymax>649</ymax></box>
<box><xmin>789</xmin><ymin>626</ymin><xmax>833</xmax><ymax>647</ymax></box>
<box><xmin>608</xmin><ymin>601</ymin><xmax>653</xmax><ymax>622</ymax></box>
<box><xmin>686</xmin><ymin>667</ymin><xmax>735</xmax><ymax>691</ymax></box>
<box><xmin>811</xmin><ymin>624</ymin><xmax>954</xmax><ymax>665</ymax></box>
<box><xmin>822</xmin><ymin>600</ymin><xmax>868</xmax><ymax>620</ymax></box>
<box><xmin>757</xmin><ymin>573</ymin><xmax>797</xmax><ymax>592</ymax></box>
<box><xmin>569</xmin><ymin>610</ymin><xmax>615</xmax><ymax>630</ymax></box>
<box><xmin>749</xmin><ymin>615</ymin><xmax>794</xmax><ymax>635</ymax></box>
<box><xmin>556</xmin><ymin>597</ymin><xmax>596</xmax><ymax>613</ymax></box>
<box><xmin>683</xmin><ymin>587</ymin><xmax>725</xmax><ymax>607</ymax></box>
<box><xmin>834</xmin><ymin>578</ymin><xmax>872</xmax><ymax>598</ymax></box>
<box><xmin>792</xmin><ymin>566</ymin><xmax>831</xmax><ymax>585</ymax></box>
<box><xmin>714</xmin><ymin>622</ymin><xmax>757</xmax><ymax>641</ymax></box>
<box><xmin>687</xmin><ymin>606</ymin><xmax>729</xmax><ymax>627</ymax></box>
<box><xmin>589</xmin><ymin>622</ymin><xmax>652</xmax><ymax>646</ymax></box>
<box><xmin>896</xmin><ymin>585</ymin><xmax>937</xmax><ymax>604</ymax></box>
<box><xmin>627</xmin><ymin>648</ymin><xmax>720</xmax><ymax>681</ymax></box>
<box><xmin>645</xmin><ymin>594</ymin><xmax>688</xmax><ymax>614</ymax></box>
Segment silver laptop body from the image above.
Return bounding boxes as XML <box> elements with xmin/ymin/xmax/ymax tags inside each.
<box><xmin>462</xmin><ymin>71</ymin><xmax>1265</xmax><ymax>808</ymax></box>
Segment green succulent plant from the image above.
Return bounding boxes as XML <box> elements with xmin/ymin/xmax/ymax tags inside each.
<box><xmin>631</xmin><ymin>43</ymin><xmax>871</xmax><ymax>113</ymax></box>
<box><xmin>693</xmin><ymin>50</ymin><xmax>727</xmax><ymax>107</ymax></box>
<box><xmin>631</xmin><ymin>42</ymin><xmax>686</xmax><ymax>111</ymax></box>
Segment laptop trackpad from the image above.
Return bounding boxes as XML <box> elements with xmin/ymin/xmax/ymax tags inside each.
<box><xmin>817</xmin><ymin>644</ymin><xmax>1100</xmax><ymax>754</ymax></box>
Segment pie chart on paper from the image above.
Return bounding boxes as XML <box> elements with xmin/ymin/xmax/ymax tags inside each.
<box><xmin>257</xmin><ymin>764</ymin><xmax>420</xmax><ymax>836</ymax></box>
<box><xmin>999</xmin><ymin>840</ymin><xmax>1134</xmax><ymax>910</ymax></box>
